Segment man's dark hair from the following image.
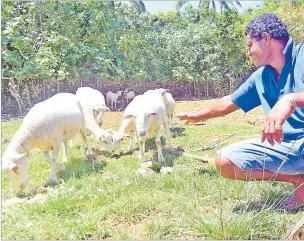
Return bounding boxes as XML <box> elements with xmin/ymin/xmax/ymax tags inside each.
<box><xmin>245</xmin><ymin>13</ymin><xmax>290</xmax><ymax>43</ymax></box>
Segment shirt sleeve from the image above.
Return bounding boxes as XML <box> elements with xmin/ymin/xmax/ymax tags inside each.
<box><xmin>296</xmin><ymin>44</ymin><xmax>304</xmax><ymax>89</ymax></box>
<box><xmin>231</xmin><ymin>73</ymin><xmax>261</xmax><ymax>113</ymax></box>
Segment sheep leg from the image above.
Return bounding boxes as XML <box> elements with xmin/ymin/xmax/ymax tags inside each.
<box><xmin>79</xmin><ymin>128</ymin><xmax>93</xmax><ymax>157</ymax></box>
<box><xmin>62</xmin><ymin>141</ymin><xmax>68</xmax><ymax>162</ymax></box>
<box><xmin>69</xmin><ymin>139</ymin><xmax>74</xmax><ymax>148</ymax></box>
<box><xmin>155</xmin><ymin>127</ymin><xmax>164</xmax><ymax>165</ymax></box>
<box><xmin>170</xmin><ymin>113</ymin><xmax>174</xmax><ymax>129</ymax></box>
<box><xmin>138</xmin><ymin>137</ymin><xmax>145</xmax><ymax>160</ymax></box>
<box><xmin>129</xmin><ymin>132</ymin><xmax>135</xmax><ymax>153</ymax></box>
<box><xmin>49</xmin><ymin>148</ymin><xmax>60</xmax><ymax>183</ymax></box>
<box><xmin>163</xmin><ymin>116</ymin><xmax>174</xmax><ymax>151</ymax></box>
<box><xmin>43</xmin><ymin>152</ymin><xmax>66</xmax><ymax>171</ymax></box>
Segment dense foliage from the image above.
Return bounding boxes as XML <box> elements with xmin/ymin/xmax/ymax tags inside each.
<box><xmin>1</xmin><ymin>1</ymin><xmax>303</xmax><ymax>105</ymax></box>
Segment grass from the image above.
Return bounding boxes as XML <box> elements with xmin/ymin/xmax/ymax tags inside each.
<box><xmin>1</xmin><ymin>101</ymin><xmax>303</xmax><ymax>240</ymax></box>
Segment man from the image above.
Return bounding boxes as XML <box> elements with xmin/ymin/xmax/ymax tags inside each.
<box><xmin>177</xmin><ymin>13</ymin><xmax>304</xmax><ymax>210</ymax></box>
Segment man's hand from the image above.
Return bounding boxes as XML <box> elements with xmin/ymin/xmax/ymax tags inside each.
<box><xmin>176</xmin><ymin>112</ymin><xmax>201</xmax><ymax>125</ymax></box>
<box><xmin>261</xmin><ymin>94</ymin><xmax>296</xmax><ymax>146</ymax></box>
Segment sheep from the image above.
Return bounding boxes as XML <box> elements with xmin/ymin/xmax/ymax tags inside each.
<box><xmin>1</xmin><ymin>93</ymin><xmax>95</xmax><ymax>193</ymax></box>
<box><xmin>64</xmin><ymin>87</ymin><xmax>114</xmax><ymax>159</ymax></box>
<box><xmin>106</xmin><ymin>90</ymin><xmax>123</xmax><ymax>110</ymax></box>
<box><xmin>144</xmin><ymin>88</ymin><xmax>176</xmax><ymax>129</ymax></box>
<box><xmin>76</xmin><ymin>87</ymin><xmax>110</xmax><ymax>126</ymax></box>
<box><xmin>123</xmin><ymin>89</ymin><xmax>136</xmax><ymax>104</ymax></box>
<box><xmin>68</xmin><ymin>87</ymin><xmax>114</xmax><ymax>156</ymax></box>
<box><xmin>112</xmin><ymin>91</ymin><xmax>174</xmax><ymax>164</ymax></box>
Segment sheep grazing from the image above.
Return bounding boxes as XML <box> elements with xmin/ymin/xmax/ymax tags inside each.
<box><xmin>123</xmin><ymin>89</ymin><xmax>136</xmax><ymax>104</ymax></box>
<box><xmin>106</xmin><ymin>90</ymin><xmax>123</xmax><ymax>110</ymax></box>
<box><xmin>74</xmin><ymin>87</ymin><xmax>114</xmax><ymax>154</ymax></box>
<box><xmin>113</xmin><ymin>91</ymin><xmax>174</xmax><ymax>164</ymax></box>
<box><xmin>76</xmin><ymin>87</ymin><xmax>110</xmax><ymax>126</ymax></box>
<box><xmin>144</xmin><ymin>88</ymin><xmax>176</xmax><ymax>129</ymax></box>
<box><xmin>1</xmin><ymin>93</ymin><xmax>95</xmax><ymax>193</ymax></box>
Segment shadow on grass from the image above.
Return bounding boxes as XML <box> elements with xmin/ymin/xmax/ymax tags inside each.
<box><xmin>57</xmin><ymin>157</ymin><xmax>106</xmax><ymax>182</ymax></box>
<box><xmin>198</xmin><ymin>166</ymin><xmax>219</xmax><ymax>177</ymax></box>
<box><xmin>233</xmin><ymin>193</ymin><xmax>304</xmax><ymax>214</ymax></box>
<box><xmin>170</xmin><ymin>127</ymin><xmax>186</xmax><ymax>138</ymax></box>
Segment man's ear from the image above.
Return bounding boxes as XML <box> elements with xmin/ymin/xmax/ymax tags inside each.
<box><xmin>262</xmin><ymin>32</ymin><xmax>271</xmax><ymax>46</ymax></box>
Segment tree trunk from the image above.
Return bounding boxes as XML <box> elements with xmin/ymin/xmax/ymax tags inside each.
<box><xmin>24</xmin><ymin>84</ymin><xmax>32</xmax><ymax>108</ymax></box>
<box><xmin>43</xmin><ymin>79</ymin><xmax>46</xmax><ymax>100</ymax></box>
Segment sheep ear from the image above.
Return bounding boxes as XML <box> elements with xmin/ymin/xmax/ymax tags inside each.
<box><xmin>124</xmin><ymin>114</ymin><xmax>133</xmax><ymax>119</ymax></box>
<box><xmin>11</xmin><ymin>164</ymin><xmax>18</xmax><ymax>174</ymax></box>
<box><xmin>150</xmin><ymin>113</ymin><xmax>158</xmax><ymax>116</ymax></box>
<box><xmin>2</xmin><ymin>162</ymin><xmax>18</xmax><ymax>173</ymax></box>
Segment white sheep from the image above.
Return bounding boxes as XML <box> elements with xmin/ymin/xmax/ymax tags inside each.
<box><xmin>63</xmin><ymin>87</ymin><xmax>114</xmax><ymax>161</ymax></box>
<box><xmin>70</xmin><ymin>87</ymin><xmax>114</xmax><ymax>156</ymax></box>
<box><xmin>76</xmin><ymin>87</ymin><xmax>110</xmax><ymax>126</ymax></box>
<box><xmin>1</xmin><ymin>93</ymin><xmax>94</xmax><ymax>193</ymax></box>
<box><xmin>123</xmin><ymin>89</ymin><xmax>136</xmax><ymax>104</ymax></box>
<box><xmin>112</xmin><ymin>91</ymin><xmax>174</xmax><ymax>164</ymax></box>
<box><xmin>144</xmin><ymin>88</ymin><xmax>176</xmax><ymax>128</ymax></box>
<box><xmin>106</xmin><ymin>90</ymin><xmax>123</xmax><ymax>110</ymax></box>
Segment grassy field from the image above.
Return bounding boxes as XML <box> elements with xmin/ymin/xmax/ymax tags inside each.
<box><xmin>1</xmin><ymin>100</ymin><xmax>303</xmax><ymax>240</ymax></box>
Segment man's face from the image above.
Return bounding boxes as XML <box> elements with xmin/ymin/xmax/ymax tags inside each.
<box><xmin>246</xmin><ymin>34</ymin><xmax>271</xmax><ymax>67</ymax></box>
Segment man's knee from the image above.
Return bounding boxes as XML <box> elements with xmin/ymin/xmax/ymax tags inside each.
<box><xmin>215</xmin><ymin>150</ymin><xmax>238</xmax><ymax>179</ymax></box>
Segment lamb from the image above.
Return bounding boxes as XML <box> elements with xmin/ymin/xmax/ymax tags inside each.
<box><xmin>144</xmin><ymin>88</ymin><xmax>176</xmax><ymax>128</ymax></box>
<box><xmin>123</xmin><ymin>89</ymin><xmax>136</xmax><ymax>104</ymax></box>
<box><xmin>63</xmin><ymin>87</ymin><xmax>114</xmax><ymax>160</ymax></box>
<box><xmin>112</xmin><ymin>91</ymin><xmax>174</xmax><ymax>164</ymax></box>
<box><xmin>1</xmin><ymin>93</ymin><xmax>95</xmax><ymax>193</ymax></box>
<box><xmin>106</xmin><ymin>90</ymin><xmax>123</xmax><ymax>110</ymax></box>
<box><xmin>76</xmin><ymin>87</ymin><xmax>110</xmax><ymax>126</ymax></box>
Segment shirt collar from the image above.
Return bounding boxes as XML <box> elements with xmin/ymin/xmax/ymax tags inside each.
<box><xmin>282</xmin><ymin>37</ymin><xmax>295</xmax><ymax>61</ymax></box>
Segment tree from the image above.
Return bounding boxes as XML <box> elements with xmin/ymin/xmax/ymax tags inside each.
<box><xmin>130</xmin><ymin>0</ymin><xmax>146</xmax><ymax>14</ymax></box>
<box><xmin>176</xmin><ymin>0</ymin><xmax>242</xmax><ymax>13</ymax></box>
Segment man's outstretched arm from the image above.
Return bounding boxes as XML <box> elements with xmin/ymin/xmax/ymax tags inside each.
<box><xmin>176</xmin><ymin>95</ymin><xmax>239</xmax><ymax>125</ymax></box>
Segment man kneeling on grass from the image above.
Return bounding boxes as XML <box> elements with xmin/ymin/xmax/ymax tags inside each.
<box><xmin>177</xmin><ymin>13</ymin><xmax>304</xmax><ymax>210</ymax></box>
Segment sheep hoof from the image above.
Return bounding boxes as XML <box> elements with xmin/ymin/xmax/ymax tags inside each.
<box><xmin>168</xmin><ymin>145</ymin><xmax>175</xmax><ymax>152</ymax></box>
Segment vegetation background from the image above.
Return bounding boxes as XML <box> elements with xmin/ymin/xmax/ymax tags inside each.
<box><xmin>2</xmin><ymin>1</ymin><xmax>304</xmax><ymax>116</ymax></box>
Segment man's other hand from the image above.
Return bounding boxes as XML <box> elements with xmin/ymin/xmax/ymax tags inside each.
<box><xmin>261</xmin><ymin>94</ymin><xmax>296</xmax><ymax>146</ymax></box>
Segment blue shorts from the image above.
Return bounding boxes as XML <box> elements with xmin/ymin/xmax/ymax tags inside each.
<box><xmin>220</xmin><ymin>138</ymin><xmax>304</xmax><ymax>175</ymax></box>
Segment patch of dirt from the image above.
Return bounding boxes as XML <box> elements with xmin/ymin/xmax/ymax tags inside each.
<box><xmin>101</xmin><ymin>99</ymin><xmax>265</xmax><ymax>131</ymax></box>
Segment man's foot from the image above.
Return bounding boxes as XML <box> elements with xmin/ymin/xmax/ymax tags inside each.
<box><xmin>293</xmin><ymin>180</ymin><xmax>304</xmax><ymax>204</ymax></box>
<box><xmin>282</xmin><ymin>196</ymin><xmax>304</xmax><ymax>210</ymax></box>
<box><xmin>283</xmin><ymin>180</ymin><xmax>304</xmax><ymax>210</ymax></box>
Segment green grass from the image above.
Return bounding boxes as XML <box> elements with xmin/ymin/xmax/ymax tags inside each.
<box><xmin>1</xmin><ymin>109</ymin><xmax>303</xmax><ymax>240</ymax></box>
